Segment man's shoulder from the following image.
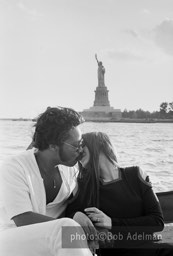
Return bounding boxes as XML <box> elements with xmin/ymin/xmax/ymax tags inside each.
<box><xmin>0</xmin><ymin>149</ymin><xmax>35</xmax><ymax>175</ymax></box>
<box><xmin>2</xmin><ymin>149</ymin><xmax>34</xmax><ymax>164</ymax></box>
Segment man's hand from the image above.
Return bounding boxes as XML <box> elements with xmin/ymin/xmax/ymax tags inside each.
<box><xmin>73</xmin><ymin>211</ymin><xmax>99</xmax><ymax>252</ymax></box>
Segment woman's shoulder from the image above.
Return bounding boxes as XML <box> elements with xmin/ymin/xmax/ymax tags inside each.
<box><xmin>121</xmin><ymin>166</ymin><xmax>139</xmax><ymax>176</ymax></box>
<box><xmin>122</xmin><ymin>166</ymin><xmax>152</xmax><ymax>187</ymax></box>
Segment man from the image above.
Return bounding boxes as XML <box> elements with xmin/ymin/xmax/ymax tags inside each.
<box><xmin>0</xmin><ymin>107</ymin><xmax>93</xmax><ymax>256</ymax></box>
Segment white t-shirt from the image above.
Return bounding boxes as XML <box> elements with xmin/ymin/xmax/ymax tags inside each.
<box><xmin>0</xmin><ymin>149</ymin><xmax>78</xmax><ymax>231</ymax></box>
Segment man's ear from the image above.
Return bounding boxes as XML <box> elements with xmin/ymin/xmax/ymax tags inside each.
<box><xmin>49</xmin><ymin>144</ymin><xmax>59</xmax><ymax>151</ymax></box>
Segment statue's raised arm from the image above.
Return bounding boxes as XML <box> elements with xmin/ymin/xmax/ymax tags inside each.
<box><xmin>95</xmin><ymin>54</ymin><xmax>99</xmax><ymax>65</ymax></box>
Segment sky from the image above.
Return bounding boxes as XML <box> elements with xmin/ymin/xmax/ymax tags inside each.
<box><xmin>0</xmin><ymin>0</ymin><xmax>173</xmax><ymax>118</ymax></box>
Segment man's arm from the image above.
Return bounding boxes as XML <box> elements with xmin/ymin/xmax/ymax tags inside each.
<box><xmin>12</xmin><ymin>211</ymin><xmax>55</xmax><ymax>227</ymax></box>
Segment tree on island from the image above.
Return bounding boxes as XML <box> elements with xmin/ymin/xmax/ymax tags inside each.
<box><xmin>160</xmin><ymin>102</ymin><xmax>173</xmax><ymax>118</ymax></box>
<box><xmin>122</xmin><ymin>102</ymin><xmax>173</xmax><ymax>119</ymax></box>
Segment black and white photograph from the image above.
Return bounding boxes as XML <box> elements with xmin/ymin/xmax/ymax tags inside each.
<box><xmin>0</xmin><ymin>0</ymin><xmax>173</xmax><ymax>255</ymax></box>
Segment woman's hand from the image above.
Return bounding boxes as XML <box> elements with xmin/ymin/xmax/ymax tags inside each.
<box><xmin>79</xmin><ymin>146</ymin><xmax>90</xmax><ymax>168</ymax></box>
<box><xmin>84</xmin><ymin>207</ymin><xmax>112</xmax><ymax>230</ymax></box>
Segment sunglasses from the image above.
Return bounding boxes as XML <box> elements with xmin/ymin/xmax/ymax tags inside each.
<box><xmin>63</xmin><ymin>139</ymin><xmax>84</xmax><ymax>152</ymax></box>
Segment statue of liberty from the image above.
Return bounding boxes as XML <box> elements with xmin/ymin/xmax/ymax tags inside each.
<box><xmin>95</xmin><ymin>54</ymin><xmax>105</xmax><ymax>87</ymax></box>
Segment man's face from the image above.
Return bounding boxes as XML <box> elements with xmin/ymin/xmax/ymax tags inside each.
<box><xmin>58</xmin><ymin>126</ymin><xmax>83</xmax><ymax>166</ymax></box>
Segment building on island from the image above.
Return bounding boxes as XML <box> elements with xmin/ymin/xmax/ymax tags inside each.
<box><xmin>81</xmin><ymin>54</ymin><xmax>122</xmax><ymax>121</ymax></box>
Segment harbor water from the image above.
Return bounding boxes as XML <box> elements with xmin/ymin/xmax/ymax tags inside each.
<box><xmin>0</xmin><ymin>120</ymin><xmax>173</xmax><ymax>192</ymax></box>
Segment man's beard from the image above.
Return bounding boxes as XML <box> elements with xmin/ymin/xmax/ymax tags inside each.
<box><xmin>58</xmin><ymin>146</ymin><xmax>67</xmax><ymax>162</ymax></box>
<box><xmin>58</xmin><ymin>147</ymin><xmax>78</xmax><ymax>166</ymax></box>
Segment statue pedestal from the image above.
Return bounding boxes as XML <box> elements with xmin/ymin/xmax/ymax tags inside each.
<box><xmin>94</xmin><ymin>86</ymin><xmax>110</xmax><ymax>106</ymax></box>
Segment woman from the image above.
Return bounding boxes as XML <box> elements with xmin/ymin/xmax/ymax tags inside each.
<box><xmin>66</xmin><ymin>132</ymin><xmax>170</xmax><ymax>255</ymax></box>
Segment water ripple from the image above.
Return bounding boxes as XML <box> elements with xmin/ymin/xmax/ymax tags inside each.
<box><xmin>0</xmin><ymin>120</ymin><xmax>173</xmax><ymax>192</ymax></box>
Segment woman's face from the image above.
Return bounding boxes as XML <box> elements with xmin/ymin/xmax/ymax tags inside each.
<box><xmin>79</xmin><ymin>146</ymin><xmax>90</xmax><ymax>168</ymax></box>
